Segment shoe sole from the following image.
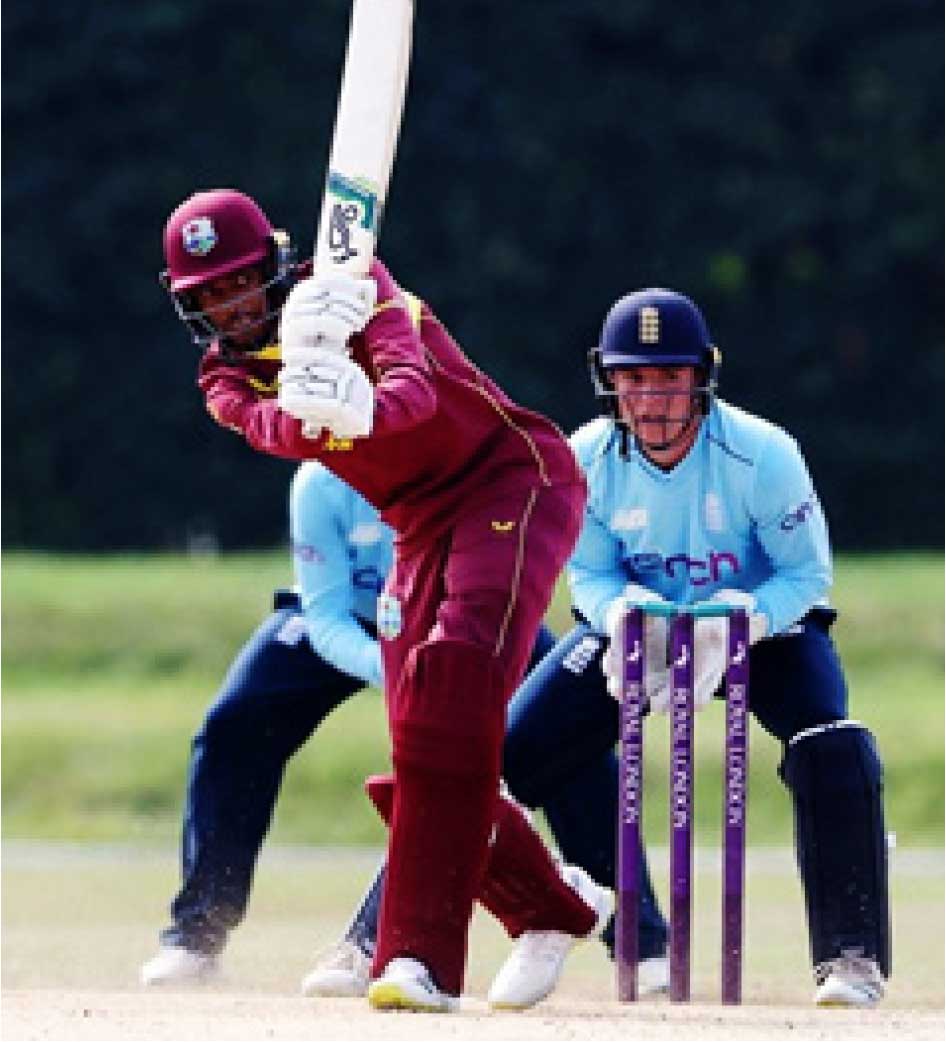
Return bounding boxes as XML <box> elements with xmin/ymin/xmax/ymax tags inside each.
<box><xmin>301</xmin><ymin>972</ymin><xmax>368</xmax><ymax>998</ymax></box>
<box><xmin>816</xmin><ymin>995</ymin><xmax>880</xmax><ymax>1008</ymax></box>
<box><xmin>368</xmin><ymin>981</ymin><xmax>452</xmax><ymax>1013</ymax></box>
<box><xmin>815</xmin><ymin>985</ymin><xmax>880</xmax><ymax>1008</ymax></box>
<box><xmin>141</xmin><ymin>969</ymin><xmax>219</xmax><ymax>987</ymax></box>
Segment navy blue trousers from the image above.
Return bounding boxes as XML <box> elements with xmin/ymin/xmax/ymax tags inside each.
<box><xmin>502</xmin><ymin>610</ymin><xmax>852</xmax><ymax>965</ymax></box>
<box><xmin>162</xmin><ymin>604</ymin><xmax>558</xmax><ymax>954</ymax></box>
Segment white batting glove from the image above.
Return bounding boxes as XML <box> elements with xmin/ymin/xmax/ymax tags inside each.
<box><xmin>278</xmin><ymin>351</ymin><xmax>374</xmax><ymax>438</ymax></box>
<box><xmin>279</xmin><ymin>273</ymin><xmax>377</xmax><ymax>361</ymax></box>
<box><xmin>601</xmin><ymin>584</ymin><xmax>671</xmax><ymax>707</ymax></box>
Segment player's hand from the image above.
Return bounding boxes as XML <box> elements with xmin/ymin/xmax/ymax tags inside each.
<box><xmin>601</xmin><ymin>584</ymin><xmax>671</xmax><ymax>707</ymax></box>
<box><xmin>708</xmin><ymin>588</ymin><xmax>769</xmax><ymax>645</ymax></box>
<box><xmin>690</xmin><ymin>589</ymin><xmax>767</xmax><ymax>709</ymax></box>
<box><xmin>278</xmin><ymin>350</ymin><xmax>374</xmax><ymax>438</ymax></box>
<box><xmin>279</xmin><ymin>273</ymin><xmax>377</xmax><ymax>360</ymax></box>
<box><xmin>691</xmin><ymin>615</ymin><xmax>728</xmax><ymax>709</ymax></box>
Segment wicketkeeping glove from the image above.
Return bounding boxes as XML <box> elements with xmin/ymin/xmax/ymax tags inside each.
<box><xmin>279</xmin><ymin>273</ymin><xmax>377</xmax><ymax>360</ymax></box>
<box><xmin>278</xmin><ymin>350</ymin><xmax>374</xmax><ymax>439</ymax></box>
<box><xmin>601</xmin><ymin>584</ymin><xmax>671</xmax><ymax>707</ymax></box>
<box><xmin>690</xmin><ymin>588</ymin><xmax>769</xmax><ymax>709</ymax></box>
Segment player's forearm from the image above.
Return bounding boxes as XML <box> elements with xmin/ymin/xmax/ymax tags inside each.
<box><xmin>303</xmin><ymin>611</ymin><xmax>383</xmax><ymax>687</ymax></box>
<box><xmin>200</xmin><ymin>364</ymin><xmax>326</xmax><ymax>460</ymax></box>
<box><xmin>568</xmin><ymin>567</ymin><xmax>626</xmax><ymax>634</ymax></box>
<box><xmin>363</xmin><ymin>305</ymin><xmax>438</xmax><ymax>435</ymax></box>
<box><xmin>751</xmin><ymin>563</ymin><xmax>833</xmax><ymax>635</ymax></box>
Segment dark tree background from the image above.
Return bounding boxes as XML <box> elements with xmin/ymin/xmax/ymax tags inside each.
<box><xmin>3</xmin><ymin>1</ymin><xmax>942</xmax><ymax>550</ymax></box>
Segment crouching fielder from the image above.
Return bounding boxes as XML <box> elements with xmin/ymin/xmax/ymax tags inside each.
<box><xmin>577</xmin><ymin>289</ymin><xmax>890</xmax><ymax>1006</ymax></box>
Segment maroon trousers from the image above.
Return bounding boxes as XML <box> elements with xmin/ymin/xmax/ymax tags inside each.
<box><xmin>371</xmin><ymin>473</ymin><xmax>592</xmax><ymax>995</ymax></box>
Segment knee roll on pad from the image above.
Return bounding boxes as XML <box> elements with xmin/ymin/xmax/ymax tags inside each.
<box><xmin>393</xmin><ymin>639</ymin><xmax>509</xmax><ymax>776</ymax></box>
<box><xmin>781</xmin><ymin>720</ymin><xmax>883</xmax><ymax>795</ymax></box>
<box><xmin>780</xmin><ymin>721</ymin><xmax>890</xmax><ymax>976</ymax></box>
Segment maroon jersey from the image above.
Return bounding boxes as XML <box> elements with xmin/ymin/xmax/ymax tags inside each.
<box><xmin>198</xmin><ymin>259</ymin><xmax>583</xmax><ymax>543</ymax></box>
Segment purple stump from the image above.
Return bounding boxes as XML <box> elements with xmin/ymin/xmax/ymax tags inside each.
<box><xmin>616</xmin><ymin>608</ymin><xmax>645</xmax><ymax>1001</ymax></box>
<box><xmin>722</xmin><ymin>608</ymin><xmax>749</xmax><ymax>1004</ymax></box>
<box><xmin>669</xmin><ymin>612</ymin><xmax>694</xmax><ymax>1003</ymax></box>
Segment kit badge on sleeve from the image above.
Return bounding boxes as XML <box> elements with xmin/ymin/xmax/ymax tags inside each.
<box><xmin>376</xmin><ymin>593</ymin><xmax>403</xmax><ymax>640</ymax></box>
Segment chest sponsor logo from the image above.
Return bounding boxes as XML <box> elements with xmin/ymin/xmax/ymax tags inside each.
<box><xmin>612</xmin><ymin>507</ymin><xmax>648</xmax><ymax>531</ymax></box>
<box><xmin>376</xmin><ymin>593</ymin><xmax>403</xmax><ymax>640</ymax></box>
<box><xmin>627</xmin><ymin>550</ymin><xmax>741</xmax><ymax>586</ymax></box>
<box><xmin>491</xmin><ymin>520</ymin><xmax>516</xmax><ymax>533</ymax></box>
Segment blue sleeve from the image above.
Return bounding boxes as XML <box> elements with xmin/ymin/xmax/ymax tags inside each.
<box><xmin>290</xmin><ymin>467</ymin><xmax>383</xmax><ymax>688</ymax></box>
<box><xmin>749</xmin><ymin>431</ymin><xmax>833</xmax><ymax>634</ymax></box>
<box><xmin>567</xmin><ymin>509</ymin><xmax>627</xmax><ymax>633</ymax></box>
<box><xmin>565</xmin><ymin>435</ymin><xmax>626</xmax><ymax>633</ymax></box>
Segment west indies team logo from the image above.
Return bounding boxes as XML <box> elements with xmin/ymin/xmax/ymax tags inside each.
<box><xmin>182</xmin><ymin>217</ymin><xmax>217</xmax><ymax>256</ymax></box>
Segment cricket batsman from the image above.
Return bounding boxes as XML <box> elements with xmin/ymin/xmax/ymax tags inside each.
<box><xmin>161</xmin><ymin>188</ymin><xmax>611</xmax><ymax>1010</ymax></box>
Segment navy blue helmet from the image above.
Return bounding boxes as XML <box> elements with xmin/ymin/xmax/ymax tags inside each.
<box><xmin>588</xmin><ymin>288</ymin><xmax>721</xmax><ymax>454</ymax></box>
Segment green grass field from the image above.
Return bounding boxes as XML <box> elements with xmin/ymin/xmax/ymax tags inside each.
<box><xmin>2</xmin><ymin>551</ymin><xmax>943</xmax><ymax>846</ymax></box>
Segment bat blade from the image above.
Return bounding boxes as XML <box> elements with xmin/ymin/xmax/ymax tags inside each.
<box><xmin>314</xmin><ymin>0</ymin><xmax>414</xmax><ymax>275</ymax></box>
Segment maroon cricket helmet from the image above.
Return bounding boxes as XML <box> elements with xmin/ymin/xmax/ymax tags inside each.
<box><xmin>163</xmin><ymin>189</ymin><xmax>275</xmax><ymax>293</ymax></box>
<box><xmin>160</xmin><ymin>189</ymin><xmax>296</xmax><ymax>348</ymax></box>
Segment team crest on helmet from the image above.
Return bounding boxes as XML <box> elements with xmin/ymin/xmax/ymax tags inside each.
<box><xmin>182</xmin><ymin>217</ymin><xmax>218</xmax><ymax>257</ymax></box>
<box><xmin>639</xmin><ymin>305</ymin><xmax>660</xmax><ymax>344</ymax></box>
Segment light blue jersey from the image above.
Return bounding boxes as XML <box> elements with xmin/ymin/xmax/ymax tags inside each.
<box><xmin>290</xmin><ymin>462</ymin><xmax>394</xmax><ymax>687</ymax></box>
<box><xmin>567</xmin><ymin>400</ymin><xmax>832</xmax><ymax>636</ymax></box>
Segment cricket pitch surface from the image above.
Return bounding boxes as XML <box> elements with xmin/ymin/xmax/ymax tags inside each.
<box><xmin>3</xmin><ymin>844</ymin><xmax>942</xmax><ymax>1041</ymax></box>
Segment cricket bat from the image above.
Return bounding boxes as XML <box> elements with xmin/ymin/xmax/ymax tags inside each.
<box><xmin>313</xmin><ymin>0</ymin><xmax>414</xmax><ymax>276</ymax></box>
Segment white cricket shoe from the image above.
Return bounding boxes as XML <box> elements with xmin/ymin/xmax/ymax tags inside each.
<box><xmin>814</xmin><ymin>954</ymin><xmax>884</xmax><ymax>1007</ymax></box>
<box><xmin>637</xmin><ymin>953</ymin><xmax>670</xmax><ymax>996</ymax></box>
<box><xmin>140</xmin><ymin>946</ymin><xmax>219</xmax><ymax>986</ymax></box>
<box><xmin>487</xmin><ymin>864</ymin><xmax>614</xmax><ymax>1010</ymax></box>
<box><xmin>301</xmin><ymin>939</ymin><xmax>372</xmax><ymax>997</ymax></box>
<box><xmin>367</xmin><ymin>957</ymin><xmax>459</xmax><ymax>1012</ymax></box>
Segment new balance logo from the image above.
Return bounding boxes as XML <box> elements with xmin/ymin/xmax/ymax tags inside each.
<box><xmin>562</xmin><ymin>635</ymin><xmax>603</xmax><ymax>675</ymax></box>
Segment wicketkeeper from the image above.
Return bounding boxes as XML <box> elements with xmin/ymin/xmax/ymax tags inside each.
<box><xmin>503</xmin><ymin>288</ymin><xmax>890</xmax><ymax>1007</ymax></box>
